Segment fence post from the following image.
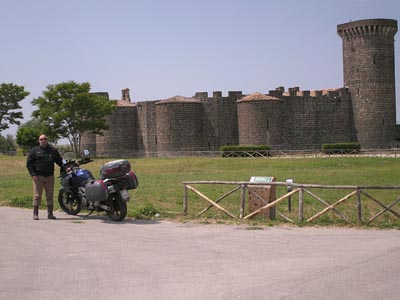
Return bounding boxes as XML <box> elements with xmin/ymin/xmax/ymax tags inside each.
<box><xmin>240</xmin><ymin>184</ymin><xmax>246</xmax><ymax>218</ymax></box>
<box><xmin>357</xmin><ymin>188</ymin><xmax>362</xmax><ymax>222</ymax></box>
<box><xmin>299</xmin><ymin>188</ymin><xmax>304</xmax><ymax>222</ymax></box>
<box><xmin>183</xmin><ymin>184</ymin><xmax>188</xmax><ymax>215</ymax></box>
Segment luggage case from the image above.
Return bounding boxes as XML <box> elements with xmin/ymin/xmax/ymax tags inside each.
<box><xmin>100</xmin><ymin>159</ymin><xmax>131</xmax><ymax>179</ymax></box>
<box><xmin>86</xmin><ymin>179</ymin><xmax>109</xmax><ymax>202</ymax></box>
<box><xmin>126</xmin><ymin>171</ymin><xmax>139</xmax><ymax>190</ymax></box>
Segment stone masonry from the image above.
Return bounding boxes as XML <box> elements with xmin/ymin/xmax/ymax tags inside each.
<box><xmin>81</xmin><ymin>18</ymin><xmax>398</xmax><ymax>157</ymax></box>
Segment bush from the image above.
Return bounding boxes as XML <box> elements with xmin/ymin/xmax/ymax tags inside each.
<box><xmin>322</xmin><ymin>142</ymin><xmax>361</xmax><ymax>154</ymax></box>
<box><xmin>130</xmin><ymin>203</ymin><xmax>160</xmax><ymax>219</ymax></box>
<box><xmin>220</xmin><ymin>145</ymin><xmax>271</xmax><ymax>157</ymax></box>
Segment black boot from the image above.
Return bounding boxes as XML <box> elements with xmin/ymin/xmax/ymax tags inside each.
<box><xmin>33</xmin><ymin>205</ymin><xmax>39</xmax><ymax>220</ymax></box>
<box><xmin>47</xmin><ymin>205</ymin><xmax>56</xmax><ymax>220</ymax></box>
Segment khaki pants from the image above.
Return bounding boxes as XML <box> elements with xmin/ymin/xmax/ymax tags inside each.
<box><xmin>32</xmin><ymin>175</ymin><xmax>55</xmax><ymax>206</ymax></box>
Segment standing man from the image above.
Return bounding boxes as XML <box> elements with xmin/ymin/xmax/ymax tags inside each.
<box><xmin>26</xmin><ymin>134</ymin><xmax>64</xmax><ymax>220</ymax></box>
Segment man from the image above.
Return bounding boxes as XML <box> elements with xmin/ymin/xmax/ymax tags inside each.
<box><xmin>26</xmin><ymin>134</ymin><xmax>64</xmax><ymax>220</ymax></box>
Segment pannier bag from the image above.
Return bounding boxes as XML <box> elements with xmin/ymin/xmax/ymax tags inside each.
<box><xmin>85</xmin><ymin>179</ymin><xmax>109</xmax><ymax>202</ymax></box>
<box><xmin>126</xmin><ymin>171</ymin><xmax>139</xmax><ymax>190</ymax></box>
<box><xmin>100</xmin><ymin>159</ymin><xmax>131</xmax><ymax>179</ymax></box>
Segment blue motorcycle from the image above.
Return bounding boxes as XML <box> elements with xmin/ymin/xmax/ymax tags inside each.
<box><xmin>58</xmin><ymin>151</ymin><xmax>138</xmax><ymax>221</ymax></box>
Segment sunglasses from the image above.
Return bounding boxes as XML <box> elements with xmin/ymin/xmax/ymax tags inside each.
<box><xmin>39</xmin><ymin>138</ymin><xmax>48</xmax><ymax>141</ymax></box>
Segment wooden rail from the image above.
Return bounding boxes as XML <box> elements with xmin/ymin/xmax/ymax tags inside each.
<box><xmin>182</xmin><ymin>181</ymin><xmax>400</xmax><ymax>225</ymax></box>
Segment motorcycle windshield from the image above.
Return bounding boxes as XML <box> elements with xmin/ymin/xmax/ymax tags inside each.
<box><xmin>63</xmin><ymin>152</ymin><xmax>76</xmax><ymax>161</ymax></box>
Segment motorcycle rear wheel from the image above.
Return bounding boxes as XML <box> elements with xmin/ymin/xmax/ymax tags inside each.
<box><xmin>58</xmin><ymin>190</ymin><xmax>82</xmax><ymax>215</ymax></box>
<box><xmin>105</xmin><ymin>194</ymin><xmax>127</xmax><ymax>221</ymax></box>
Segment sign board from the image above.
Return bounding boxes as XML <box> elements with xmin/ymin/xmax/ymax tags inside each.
<box><xmin>286</xmin><ymin>178</ymin><xmax>294</xmax><ymax>191</ymax></box>
<box><xmin>249</xmin><ymin>176</ymin><xmax>274</xmax><ymax>183</ymax></box>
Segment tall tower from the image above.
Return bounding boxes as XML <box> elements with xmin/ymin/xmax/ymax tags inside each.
<box><xmin>337</xmin><ymin>19</ymin><xmax>397</xmax><ymax>149</ymax></box>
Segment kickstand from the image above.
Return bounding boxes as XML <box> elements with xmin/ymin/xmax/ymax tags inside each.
<box><xmin>83</xmin><ymin>210</ymin><xmax>94</xmax><ymax>219</ymax></box>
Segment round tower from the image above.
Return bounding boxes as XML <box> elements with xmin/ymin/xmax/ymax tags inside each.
<box><xmin>337</xmin><ymin>18</ymin><xmax>398</xmax><ymax>149</ymax></box>
<box><xmin>96</xmin><ymin>101</ymin><xmax>138</xmax><ymax>157</ymax></box>
<box><xmin>156</xmin><ymin>96</ymin><xmax>203</xmax><ymax>156</ymax></box>
<box><xmin>237</xmin><ymin>93</ymin><xmax>283</xmax><ymax>148</ymax></box>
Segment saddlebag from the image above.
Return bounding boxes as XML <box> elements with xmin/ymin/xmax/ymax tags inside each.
<box><xmin>126</xmin><ymin>171</ymin><xmax>139</xmax><ymax>190</ymax></box>
<box><xmin>100</xmin><ymin>159</ymin><xmax>131</xmax><ymax>179</ymax></box>
<box><xmin>85</xmin><ymin>180</ymin><xmax>109</xmax><ymax>202</ymax></box>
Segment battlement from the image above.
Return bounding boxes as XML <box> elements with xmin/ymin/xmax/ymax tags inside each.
<box><xmin>193</xmin><ymin>87</ymin><xmax>351</xmax><ymax>102</ymax></box>
<box><xmin>337</xmin><ymin>18</ymin><xmax>398</xmax><ymax>39</ymax></box>
<box><xmin>194</xmin><ymin>91</ymin><xmax>243</xmax><ymax>100</ymax></box>
<box><xmin>273</xmin><ymin>87</ymin><xmax>350</xmax><ymax>98</ymax></box>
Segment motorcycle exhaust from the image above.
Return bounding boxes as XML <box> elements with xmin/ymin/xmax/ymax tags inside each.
<box><xmin>93</xmin><ymin>202</ymin><xmax>111</xmax><ymax>211</ymax></box>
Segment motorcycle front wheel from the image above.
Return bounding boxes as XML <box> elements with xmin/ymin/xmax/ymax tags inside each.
<box><xmin>58</xmin><ymin>190</ymin><xmax>82</xmax><ymax>215</ymax></box>
<box><xmin>105</xmin><ymin>194</ymin><xmax>127</xmax><ymax>221</ymax></box>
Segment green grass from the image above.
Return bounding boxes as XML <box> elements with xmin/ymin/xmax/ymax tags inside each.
<box><xmin>1</xmin><ymin>155</ymin><xmax>399</xmax><ymax>228</ymax></box>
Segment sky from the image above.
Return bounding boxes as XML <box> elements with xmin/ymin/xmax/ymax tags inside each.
<box><xmin>1</xmin><ymin>0</ymin><xmax>400</xmax><ymax>137</ymax></box>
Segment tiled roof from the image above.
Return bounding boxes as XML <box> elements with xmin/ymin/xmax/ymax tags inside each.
<box><xmin>157</xmin><ymin>95</ymin><xmax>201</xmax><ymax>104</ymax></box>
<box><xmin>238</xmin><ymin>92</ymin><xmax>281</xmax><ymax>102</ymax></box>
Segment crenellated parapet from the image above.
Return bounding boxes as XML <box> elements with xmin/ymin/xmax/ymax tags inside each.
<box><xmin>267</xmin><ymin>86</ymin><xmax>350</xmax><ymax>99</ymax></box>
<box><xmin>337</xmin><ymin>19</ymin><xmax>397</xmax><ymax>39</ymax></box>
<box><xmin>194</xmin><ymin>91</ymin><xmax>243</xmax><ymax>101</ymax></box>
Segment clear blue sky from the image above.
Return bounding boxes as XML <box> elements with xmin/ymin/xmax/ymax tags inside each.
<box><xmin>1</xmin><ymin>0</ymin><xmax>399</xmax><ymax>136</ymax></box>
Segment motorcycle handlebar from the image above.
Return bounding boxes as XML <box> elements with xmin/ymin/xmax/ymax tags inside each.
<box><xmin>78</xmin><ymin>158</ymin><xmax>94</xmax><ymax>165</ymax></box>
<box><xmin>61</xmin><ymin>157</ymin><xmax>93</xmax><ymax>171</ymax></box>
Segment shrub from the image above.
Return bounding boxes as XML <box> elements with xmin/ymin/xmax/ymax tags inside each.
<box><xmin>322</xmin><ymin>142</ymin><xmax>361</xmax><ymax>154</ymax></box>
<box><xmin>130</xmin><ymin>203</ymin><xmax>160</xmax><ymax>219</ymax></box>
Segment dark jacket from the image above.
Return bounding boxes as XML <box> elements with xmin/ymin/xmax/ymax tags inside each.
<box><xmin>26</xmin><ymin>145</ymin><xmax>64</xmax><ymax>177</ymax></box>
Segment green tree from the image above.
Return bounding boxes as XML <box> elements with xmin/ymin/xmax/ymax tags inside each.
<box><xmin>0</xmin><ymin>134</ymin><xmax>16</xmax><ymax>153</ymax></box>
<box><xmin>16</xmin><ymin>119</ymin><xmax>55</xmax><ymax>153</ymax></box>
<box><xmin>0</xmin><ymin>83</ymin><xmax>29</xmax><ymax>132</ymax></box>
<box><xmin>31</xmin><ymin>81</ymin><xmax>116</xmax><ymax>155</ymax></box>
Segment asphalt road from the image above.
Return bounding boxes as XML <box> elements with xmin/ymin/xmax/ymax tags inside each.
<box><xmin>0</xmin><ymin>206</ymin><xmax>399</xmax><ymax>300</ymax></box>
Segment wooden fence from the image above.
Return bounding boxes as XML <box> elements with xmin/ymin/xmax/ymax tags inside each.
<box><xmin>182</xmin><ymin>181</ymin><xmax>400</xmax><ymax>225</ymax></box>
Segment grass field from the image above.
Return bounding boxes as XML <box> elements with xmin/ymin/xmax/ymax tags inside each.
<box><xmin>1</xmin><ymin>154</ymin><xmax>399</xmax><ymax>228</ymax></box>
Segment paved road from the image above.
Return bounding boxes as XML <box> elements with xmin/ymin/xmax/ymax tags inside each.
<box><xmin>0</xmin><ymin>207</ymin><xmax>399</xmax><ymax>300</ymax></box>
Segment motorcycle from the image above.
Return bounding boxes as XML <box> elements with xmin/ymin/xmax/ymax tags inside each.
<box><xmin>58</xmin><ymin>150</ymin><xmax>138</xmax><ymax>221</ymax></box>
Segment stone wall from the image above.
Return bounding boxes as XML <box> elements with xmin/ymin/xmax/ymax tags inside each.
<box><xmin>197</xmin><ymin>91</ymin><xmax>240</xmax><ymax>150</ymax></box>
<box><xmin>280</xmin><ymin>88</ymin><xmax>356</xmax><ymax>149</ymax></box>
<box><xmin>80</xmin><ymin>18</ymin><xmax>398</xmax><ymax>157</ymax></box>
<box><xmin>136</xmin><ymin>101</ymin><xmax>157</xmax><ymax>156</ymax></box>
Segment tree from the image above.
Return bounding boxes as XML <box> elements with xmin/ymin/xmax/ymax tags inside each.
<box><xmin>0</xmin><ymin>83</ymin><xmax>30</xmax><ymax>132</ymax></box>
<box><xmin>0</xmin><ymin>134</ymin><xmax>16</xmax><ymax>153</ymax></box>
<box><xmin>31</xmin><ymin>81</ymin><xmax>116</xmax><ymax>155</ymax></box>
<box><xmin>16</xmin><ymin>119</ymin><xmax>55</xmax><ymax>153</ymax></box>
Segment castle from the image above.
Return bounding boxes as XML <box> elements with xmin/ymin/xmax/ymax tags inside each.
<box><xmin>81</xmin><ymin>18</ymin><xmax>398</xmax><ymax>157</ymax></box>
